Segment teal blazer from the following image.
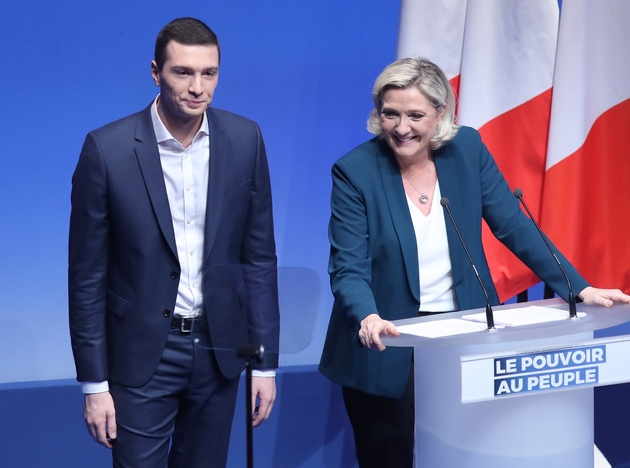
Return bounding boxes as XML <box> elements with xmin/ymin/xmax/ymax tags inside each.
<box><xmin>319</xmin><ymin>126</ymin><xmax>589</xmax><ymax>398</ymax></box>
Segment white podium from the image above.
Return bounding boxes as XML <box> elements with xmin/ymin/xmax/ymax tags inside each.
<box><xmin>381</xmin><ymin>299</ymin><xmax>630</xmax><ymax>468</ymax></box>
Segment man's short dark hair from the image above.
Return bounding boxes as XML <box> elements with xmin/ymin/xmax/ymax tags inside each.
<box><xmin>154</xmin><ymin>18</ymin><xmax>220</xmax><ymax>70</ymax></box>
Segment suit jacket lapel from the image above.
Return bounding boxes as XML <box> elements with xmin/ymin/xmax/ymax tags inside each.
<box><xmin>134</xmin><ymin>105</ymin><xmax>178</xmax><ymax>259</ymax></box>
<box><xmin>376</xmin><ymin>141</ymin><xmax>421</xmax><ymax>303</ymax></box>
<box><xmin>203</xmin><ymin>108</ymin><xmax>228</xmax><ymax>261</ymax></box>
<box><xmin>434</xmin><ymin>146</ymin><xmax>466</xmax><ymax>289</ymax></box>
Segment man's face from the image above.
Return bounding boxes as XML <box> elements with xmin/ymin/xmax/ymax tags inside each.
<box><xmin>151</xmin><ymin>41</ymin><xmax>219</xmax><ymax>127</ymax></box>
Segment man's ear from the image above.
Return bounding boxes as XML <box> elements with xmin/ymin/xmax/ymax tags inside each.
<box><xmin>150</xmin><ymin>60</ymin><xmax>160</xmax><ymax>87</ymax></box>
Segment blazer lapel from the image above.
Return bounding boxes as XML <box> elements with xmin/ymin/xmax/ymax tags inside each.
<box><xmin>434</xmin><ymin>148</ymin><xmax>466</xmax><ymax>289</ymax></box>
<box><xmin>203</xmin><ymin>108</ymin><xmax>228</xmax><ymax>261</ymax></box>
<box><xmin>134</xmin><ymin>106</ymin><xmax>178</xmax><ymax>259</ymax></box>
<box><xmin>376</xmin><ymin>142</ymin><xmax>421</xmax><ymax>303</ymax></box>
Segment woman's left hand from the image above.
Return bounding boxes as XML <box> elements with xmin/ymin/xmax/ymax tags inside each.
<box><xmin>578</xmin><ymin>286</ymin><xmax>630</xmax><ymax>307</ymax></box>
<box><xmin>358</xmin><ymin>314</ymin><xmax>400</xmax><ymax>351</ymax></box>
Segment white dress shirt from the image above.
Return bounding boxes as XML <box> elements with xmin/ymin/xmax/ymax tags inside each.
<box><xmin>152</xmin><ymin>98</ymin><xmax>209</xmax><ymax>318</ymax></box>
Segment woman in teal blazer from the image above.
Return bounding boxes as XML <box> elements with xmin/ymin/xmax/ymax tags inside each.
<box><xmin>319</xmin><ymin>57</ymin><xmax>629</xmax><ymax>468</ymax></box>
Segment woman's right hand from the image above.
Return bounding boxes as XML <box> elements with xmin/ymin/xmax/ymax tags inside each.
<box><xmin>358</xmin><ymin>313</ymin><xmax>400</xmax><ymax>351</ymax></box>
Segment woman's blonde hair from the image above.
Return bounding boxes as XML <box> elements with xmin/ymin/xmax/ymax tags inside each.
<box><xmin>367</xmin><ymin>57</ymin><xmax>459</xmax><ymax>150</ymax></box>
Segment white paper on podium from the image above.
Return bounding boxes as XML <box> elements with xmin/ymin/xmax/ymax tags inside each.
<box><xmin>461</xmin><ymin>306</ymin><xmax>586</xmax><ymax>327</ymax></box>
<box><xmin>397</xmin><ymin>318</ymin><xmax>494</xmax><ymax>338</ymax></box>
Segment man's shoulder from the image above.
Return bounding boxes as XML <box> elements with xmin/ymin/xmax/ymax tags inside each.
<box><xmin>208</xmin><ymin>107</ymin><xmax>259</xmax><ymax>131</ymax></box>
<box><xmin>88</xmin><ymin>104</ymin><xmax>151</xmax><ymax>139</ymax></box>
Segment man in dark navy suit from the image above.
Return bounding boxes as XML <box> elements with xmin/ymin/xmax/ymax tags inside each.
<box><xmin>69</xmin><ymin>17</ymin><xmax>279</xmax><ymax>467</ymax></box>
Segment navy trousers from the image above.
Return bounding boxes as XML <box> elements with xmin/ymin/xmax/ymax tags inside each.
<box><xmin>109</xmin><ymin>328</ymin><xmax>240</xmax><ymax>468</ymax></box>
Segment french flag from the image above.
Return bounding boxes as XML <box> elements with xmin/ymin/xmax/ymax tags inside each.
<box><xmin>541</xmin><ymin>1</ymin><xmax>630</xmax><ymax>294</ymax></box>
<box><xmin>397</xmin><ymin>0</ymin><xmax>558</xmax><ymax>302</ymax></box>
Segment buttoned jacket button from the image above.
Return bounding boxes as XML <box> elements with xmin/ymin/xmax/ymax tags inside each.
<box><xmin>170</xmin><ymin>271</ymin><xmax>179</xmax><ymax>279</ymax></box>
<box><xmin>163</xmin><ymin>308</ymin><xmax>171</xmax><ymax>317</ymax></box>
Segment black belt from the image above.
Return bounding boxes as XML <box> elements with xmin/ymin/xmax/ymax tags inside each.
<box><xmin>170</xmin><ymin>315</ymin><xmax>207</xmax><ymax>333</ymax></box>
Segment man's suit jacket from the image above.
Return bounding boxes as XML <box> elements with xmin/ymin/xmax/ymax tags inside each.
<box><xmin>319</xmin><ymin>126</ymin><xmax>589</xmax><ymax>398</ymax></box>
<box><xmin>69</xmin><ymin>104</ymin><xmax>279</xmax><ymax>388</ymax></box>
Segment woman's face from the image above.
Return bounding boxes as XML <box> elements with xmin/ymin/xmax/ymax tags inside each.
<box><xmin>379</xmin><ymin>86</ymin><xmax>445</xmax><ymax>162</ymax></box>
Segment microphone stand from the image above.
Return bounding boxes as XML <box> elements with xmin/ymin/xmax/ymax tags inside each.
<box><xmin>513</xmin><ymin>188</ymin><xmax>578</xmax><ymax>318</ymax></box>
<box><xmin>440</xmin><ymin>198</ymin><xmax>495</xmax><ymax>329</ymax></box>
<box><xmin>236</xmin><ymin>344</ymin><xmax>264</xmax><ymax>468</ymax></box>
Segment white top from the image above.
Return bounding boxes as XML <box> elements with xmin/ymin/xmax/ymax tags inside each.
<box><xmin>152</xmin><ymin>97</ymin><xmax>209</xmax><ymax>318</ymax></box>
<box><xmin>406</xmin><ymin>180</ymin><xmax>458</xmax><ymax>312</ymax></box>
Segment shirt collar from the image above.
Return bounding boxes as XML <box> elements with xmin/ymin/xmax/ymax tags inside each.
<box><xmin>150</xmin><ymin>95</ymin><xmax>209</xmax><ymax>145</ymax></box>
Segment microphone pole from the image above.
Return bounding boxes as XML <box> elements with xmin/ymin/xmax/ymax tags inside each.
<box><xmin>440</xmin><ymin>198</ymin><xmax>495</xmax><ymax>329</ymax></box>
<box><xmin>237</xmin><ymin>343</ymin><xmax>265</xmax><ymax>468</ymax></box>
<box><xmin>512</xmin><ymin>188</ymin><xmax>577</xmax><ymax>318</ymax></box>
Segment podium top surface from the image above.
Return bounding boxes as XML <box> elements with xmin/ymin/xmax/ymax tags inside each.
<box><xmin>381</xmin><ymin>298</ymin><xmax>630</xmax><ymax>348</ymax></box>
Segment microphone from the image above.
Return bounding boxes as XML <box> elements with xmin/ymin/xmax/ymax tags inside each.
<box><xmin>512</xmin><ymin>188</ymin><xmax>577</xmax><ymax>318</ymax></box>
<box><xmin>440</xmin><ymin>198</ymin><xmax>495</xmax><ymax>329</ymax></box>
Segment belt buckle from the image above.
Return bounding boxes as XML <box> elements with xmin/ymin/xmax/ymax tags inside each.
<box><xmin>180</xmin><ymin>317</ymin><xmax>193</xmax><ymax>333</ymax></box>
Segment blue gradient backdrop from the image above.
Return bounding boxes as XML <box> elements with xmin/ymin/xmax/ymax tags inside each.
<box><xmin>0</xmin><ymin>0</ymin><xmax>400</xmax><ymax>383</ymax></box>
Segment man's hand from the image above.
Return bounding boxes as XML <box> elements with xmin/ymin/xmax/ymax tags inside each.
<box><xmin>578</xmin><ymin>287</ymin><xmax>630</xmax><ymax>307</ymax></box>
<box><xmin>84</xmin><ymin>391</ymin><xmax>116</xmax><ymax>449</ymax></box>
<box><xmin>251</xmin><ymin>376</ymin><xmax>276</xmax><ymax>428</ymax></box>
<box><xmin>358</xmin><ymin>313</ymin><xmax>400</xmax><ymax>351</ymax></box>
